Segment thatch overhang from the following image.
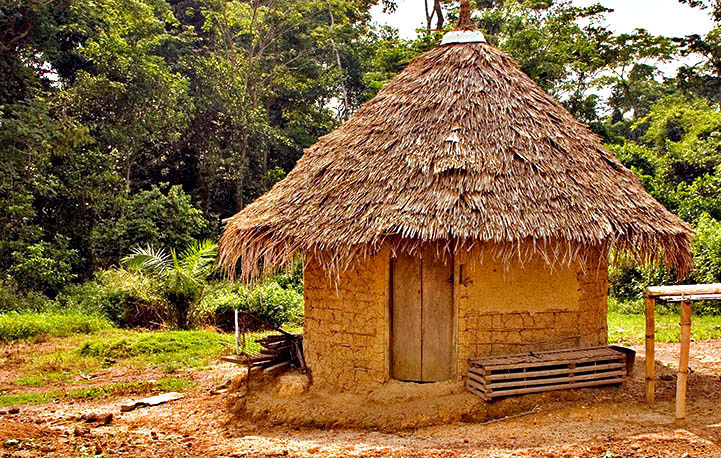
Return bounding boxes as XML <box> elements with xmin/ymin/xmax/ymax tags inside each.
<box><xmin>219</xmin><ymin>29</ymin><xmax>693</xmax><ymax>281</ymax></box>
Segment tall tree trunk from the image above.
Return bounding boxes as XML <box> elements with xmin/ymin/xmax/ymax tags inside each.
<box><xmin>328</xmin><ymin>4</ymin><xmax>350</xmax><ymax>119</ymax></box>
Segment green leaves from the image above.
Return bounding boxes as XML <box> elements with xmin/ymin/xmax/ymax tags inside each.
<box><xmin>121</xmin><ymin>244</ymin><xmax>171</xmax><ymax>274</ymax></box>
<box><xmin>692</xmin><ymin>213</ymin><xmax>721</xmax><ymax>284</ymax></box>
<box><xmin>119</xmin><ymin>239</ymin><xmax>217</xmax><ymax>329</ymax></box>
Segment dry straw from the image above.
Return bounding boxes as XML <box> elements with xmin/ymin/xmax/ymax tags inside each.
<box><xmin>219</xmin><ymin>17</ymin><xmax>693</xmax><ymax>281</ymax></box>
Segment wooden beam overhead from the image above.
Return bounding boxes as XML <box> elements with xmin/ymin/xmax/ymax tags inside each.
<box><xmin>646</xmin><ymin>283</ymin><xmax>721</xmax><ymax>298</ymax></box>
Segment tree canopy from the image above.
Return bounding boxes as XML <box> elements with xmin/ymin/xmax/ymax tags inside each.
<box><xmin>2</xmin><ymin>0</ymin><xmax>721</xmax><ymax>300</ymax></box>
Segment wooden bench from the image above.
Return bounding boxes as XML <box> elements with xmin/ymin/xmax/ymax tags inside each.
<box><xmin>467</xmin><ymin>346</ymin><xmax>629</xmax><ymax>400</ymax></box>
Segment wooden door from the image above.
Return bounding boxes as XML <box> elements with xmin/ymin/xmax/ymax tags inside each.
<box><xmin>391</xmin><ymin>246</ymin><xmax>454</xmax><ymax>382</ymax></box>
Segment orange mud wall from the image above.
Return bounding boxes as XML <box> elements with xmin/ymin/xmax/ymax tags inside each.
<box><xmin>303</xmin><ymin>245</ymin><xmax>608</xmax><ymax>390</ymax></box>
<box><xmin>303</xmin><ymin>247</ymin><xmax>391</xmax><ymax>390</ymax></box>
<box><xmin>456</xmin><ymin>246</ymin><xmax>609</xmax><ymax>377</ymax></box>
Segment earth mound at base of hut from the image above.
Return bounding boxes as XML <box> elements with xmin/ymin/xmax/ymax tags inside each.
<box><xmin>225</xmin><ymin>370</ymin><xmax>588</xmax><ymax>431</ymax></box>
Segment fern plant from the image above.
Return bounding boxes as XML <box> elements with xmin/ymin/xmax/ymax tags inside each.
<box><xmin>121</xmin><ymin>240</ymin><xmax>218</xmax><ymax>329</ymax></box>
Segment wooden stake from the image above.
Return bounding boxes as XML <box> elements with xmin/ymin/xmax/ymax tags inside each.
<box><xmin>234</xmin><ymin>309</ymin><xmax>240</xmax><ymax>354</ymax></box>
<box><xmin>676</xmin><ymin>299</ymin><xmax>691</xmax><ymax>426</ymax></box>
<box><xmin>645</xmin><ymin>296</ymin><xmax>655</xmax><ymax>405</ymax></box>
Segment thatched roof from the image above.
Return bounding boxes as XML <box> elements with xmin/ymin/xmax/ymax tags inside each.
<box><xmin>219</xmin><ymin>16</ymin><xmax>693</xmax><ymax>280</ymax></box>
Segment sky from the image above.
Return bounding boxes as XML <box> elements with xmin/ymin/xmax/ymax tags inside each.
<box><xmin>370</xmin><ymin>0</ymin><xmax>715</xmax><ymax>40</ymax></box>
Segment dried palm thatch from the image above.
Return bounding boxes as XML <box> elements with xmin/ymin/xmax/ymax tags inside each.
<box><xmin>219</xmin><ymin>26</ymin><xmax>693</xmax><ymax>281</ymax></box>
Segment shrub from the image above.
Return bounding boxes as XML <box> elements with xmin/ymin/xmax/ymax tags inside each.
<box><xmin>608</xmin><ymin>254</ymin><xmax>674</xmax><ymax>302</ymax></box>
<box><xmin>267</xmin><ymin>255</ymin><xmax>304</xmax><ymax>294</ymax></box>
<box><xmin>692</xmin><ymin>213</ymin><xmax>721</xmax><ymax>284</ymax></box>
<box><xmin>120</xmin><ymin>240</ymin><xmax>217</xmax><ymax>329</ymax></box>
<box><xmin>56</xmin><ymin>270</ymin><xmax>166</xmax><ymax>328</ymax></box>
<box><xmin>0</xmin><ymin>275</ymin><xmax>51</xmax><ymax>313</ymax></box>
<box><xmin>90</xmin><ymin>185</ymin><xmax>212</xmax><ymax>268</ymax></box>
<box><xmin>9</xmin><ymin>234</ymin><xmax>79</xmax><ymax>296</ymax></box>
<box><xmin>200</xmin><ymin>280</ymin><xmax>304</xmax><ymax>329</ymax></box>
<box><xmin>0</xmin><ymin>312</ymin><xmax>111</xmax><ymax>341</ymax></box>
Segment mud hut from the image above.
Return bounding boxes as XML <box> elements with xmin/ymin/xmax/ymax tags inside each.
<box><xmin>219</xmin><ymin>1</ymin><xmax>692</xmax><ymax>390</ymax></box>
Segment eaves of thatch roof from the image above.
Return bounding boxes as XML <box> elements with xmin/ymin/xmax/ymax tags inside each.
<box><xmin>219</xmin><ymin>31</ymin><xmax>692</xmax><ymax>281</ymax></box>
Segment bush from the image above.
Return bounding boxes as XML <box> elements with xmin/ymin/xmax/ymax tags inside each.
<box><xmin>9</xmin><ymin>234</ymin><xmax>79</xmax><ymax>296</ymax></box>
<box><xmin>56</xmin><ymin>270</ymin><xmax>167</xmax><ymax>328</ymax></box>
<box><xmin>0</xmin><ymin>312</ymin><xmax>111</xmax><ymax>341</ymax></box>
<box><xmin>200</xmin><ymin>280</ymin><xmax>304</xmax><ymax>329</ymax></box>
<box><xmin>692</xmin><ymin>213</ymin><xmax>721</xmax><ymax>284</ymax></box>
<box><xmin>608</xmin><ymin>254</ymin><xmax>674</xmax><ymax>302</ymax></box>
<box><xmin>0</xmin><ymin>275</ymin><xmax>51</xmax><ymax>313</ymax></box>
<box><xmin>267</xmin><ymin>255</ymin><xmax>304</xmax><ymax>294</ymax></box>
<box><xmin>90</xmin><ymin>185</ymin><xmax>212</xmax><ymax>268</ymax></box>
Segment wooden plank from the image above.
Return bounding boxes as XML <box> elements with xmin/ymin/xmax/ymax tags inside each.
<box><xmin>469</xmin><ymin>347</ymin><xmax>622</xmax><ymax>368</ymax></box>
<box><xmin>658</xmin><ymin>294</ymin><xmax>721</xmax><ymax>302</ymax></box>
<box><xmin>257</xmin><ymin>358</ymin><xmax>282</xmax><ymax>368</ymax></box>
<box><xmin>420</xmin><ymin>244</ymin><xmax>454</xmax><ymax>382</ymax></box>
<box><xmin>466</xmin><ymin>382</ymin><xmax>488</xmax><ymax>400</ymax></box>
<box><xmin>488</xmin><ymin>370</ymin><xmax>626</xmax><ymax>390</ymax></box>
<box><xmin>221</xmin><ymin>355</ymin><xmax>246</xmax><ymax>364</ymax></box>
<box><xmin>467</xmin><ymin>371</ymin><xmax>487</xmax><ymax>385</ymax></box>
<box><xmin>120</xmin><ymin>392</ymin><xmax>184</xmax><ymax>412</ymax></box>
<box><xmin>391</xmin><ymin>252</ymin><xmax>423</xmax><ymax>381</ymax></box>
<box><xmin>264</xmin><ymin>361</ymin><xmax>291</xmax><ymax>376</ymax></box>
<box><xmin>646</xmin><ymin>283</ymin><xmax>721</xmax><ymax>298</ymax></box>
<box><xmin>467</xmin><ymin>379</ymin><xmax>487</xmax><ymax>395</ymax></box>
<box><xmin>645</xmin><ymin>296</ymin><xmax>656</xmax><ymax>405</ymax></box>
<box><xmin>258</xmin><ymin>334</ymin><xmax>290</xmax><ymax>343</ymax></box>
<box><xmin>470</xmin><ymin>345</ymin><xmax>616</xmax><ymax>362</ymax></box>
<box><xmin>676</xmin><ymin>300</ymin><xmax>691</xmax><ymax>426</ymax></box>
<box><xmin>475</xmin><ymin>355</ymin><xmax>623</xmax><ymax>372</ymax></box>
<box><xmin>249</xmin><ymin>365</ymin><xmax>264</xmax><ymax>376</ymax></box>
<box><xmin>485</xmin><ymin>378</ymin><xmax>625</xmax><ymax>399</ymax></box>
<box><xmin>479</xmin><ymin>362</ymin><xmax>626</xmax><ymax>381</ymax></box>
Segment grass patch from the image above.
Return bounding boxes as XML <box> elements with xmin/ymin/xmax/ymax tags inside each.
<box><xmin>0</xmin><ymin>377</ymin><xmax>194</xmax><ymax>407</ymax></box>
<box><xmin>76</xmin><ymin>330</ymin><xmax>236</xmax><ymax>373</ymax></box>
<box><xmin>11</xmin><ymin>327</ymin><xmax>300</xmax><ymax>388</ymax></box>
<box><xmin>0</xmin><ymin>312</ymin><xmax>111</xmax><ymax>341</ymax></box>
<box><xmin>608</xmin><ymin>310</ymin><xmax>721</xmax><ymax>345</ymax></box>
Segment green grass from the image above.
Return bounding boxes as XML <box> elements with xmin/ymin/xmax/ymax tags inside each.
<box><xmin>0</xmin><ymin>377</ymin><xmax>194</xmax><ymax>407</ymax></box>
<box><xmin>608</xmin><ymin>310</ymin><xmax>721</xmax><ymax>345</ymax></box>
<box><xmin>0</xmin><ymin>312</ymin><xmax>112</xmax><ymax>341</ymax></box>
<box><xmin>11</xmin><ymin>327</ymin><xmax>297</xmax><ymax>387</ymax></box>
<box><xmin>76</xmin><ymin>330</ymin><xmax>236</xmax><ymax>373</ymax></box>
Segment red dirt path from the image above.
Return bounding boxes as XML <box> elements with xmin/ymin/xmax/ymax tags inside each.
<box><xmin>1</xmin><ymin>339</ymin><xmax>720</xmax><ymax>457</ymax></box>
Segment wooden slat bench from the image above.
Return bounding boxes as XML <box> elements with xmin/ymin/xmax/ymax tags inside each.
<box><xmin>467</xmin><ymin>346</ymin><xmax>629</xmax><ymax>400</ymax></box>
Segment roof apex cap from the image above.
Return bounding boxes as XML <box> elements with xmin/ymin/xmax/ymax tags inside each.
<box><xmin>440</xmin><ymin>29</ymin><xmax>486</xmax><ymax>45</ymax></box>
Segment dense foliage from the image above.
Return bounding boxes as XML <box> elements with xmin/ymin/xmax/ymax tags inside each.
<box><xmin>3</xmin><ymin>0</ymin><xmax>721</xmax><ymax>322</ymax></box>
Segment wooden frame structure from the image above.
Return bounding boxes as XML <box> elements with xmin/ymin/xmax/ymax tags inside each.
<box><xmin>644</xmin><ymin>283</ymin><xmax>721</xmax><ymax>426</ymax></box>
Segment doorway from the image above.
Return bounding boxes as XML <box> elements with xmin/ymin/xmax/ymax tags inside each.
<box><xmin>390</xmin><ymin>245</ymin><xmax>454</xmax><ymax>382</ymax></box>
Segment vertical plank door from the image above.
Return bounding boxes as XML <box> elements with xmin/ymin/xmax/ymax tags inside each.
<box><xmin>420</xmin><ymin>245</ymin><xmax>454</xmax><ymax>381</ymax></box>
<box><xmin>391</xmin><ymin>247</ymin><xmax>454</xmax><ymax>382</ymax></box>
<box><xmin>391</xmin><ymin>254</ymin><xmax>423</xmax><ymax>381</ymax></box>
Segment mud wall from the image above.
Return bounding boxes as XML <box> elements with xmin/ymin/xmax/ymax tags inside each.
<box><xmin>303</xmin><ymin>248</ymin><xmax>389</xmax><ymax>390</ymax></box>
<box><xmin>303</xmin><ymin>244</ymin><xmax>608</xmax><ymax>390</ymax></box>
<box><xmin>456</xmin><ymin>246</ymin><xmax>609</xmax><ymax>377</ymax></box>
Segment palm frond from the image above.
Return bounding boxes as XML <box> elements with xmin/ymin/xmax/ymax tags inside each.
<box><xmin>179</xmin><ymin>239</ymin><xmax>218</xmax><ymax>279</ymax></box>
<box><xmin>121</xmin><ymin>244</ymin><xmax>172</xmax><ymax>274</ymax></box>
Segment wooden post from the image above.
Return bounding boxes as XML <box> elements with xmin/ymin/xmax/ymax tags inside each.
<box><xmin>645</xmin><ymin>296</ymin><xmax>655</xmax><ymax>404</ymax></box>
<box><xmin>234</xmin><ymin>309</ymin><xmax>240</xmax><ymax>354</ymax></box>
<box><xmin>676</xmin><ymin>299</ymin><xmax>692</xmax><ymax>426</ymax></box>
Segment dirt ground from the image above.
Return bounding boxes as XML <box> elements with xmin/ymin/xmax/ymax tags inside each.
<box><xmin>2</xmin><ymin>340</ymin><xmax>721</xmax><ymax>457</ymax></box>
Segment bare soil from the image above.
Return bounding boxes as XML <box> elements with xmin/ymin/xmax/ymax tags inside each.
<box><xmin>1</xmin><ymin>339</ymin><xmax>721</xmax><ymax>457</ymax></box>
